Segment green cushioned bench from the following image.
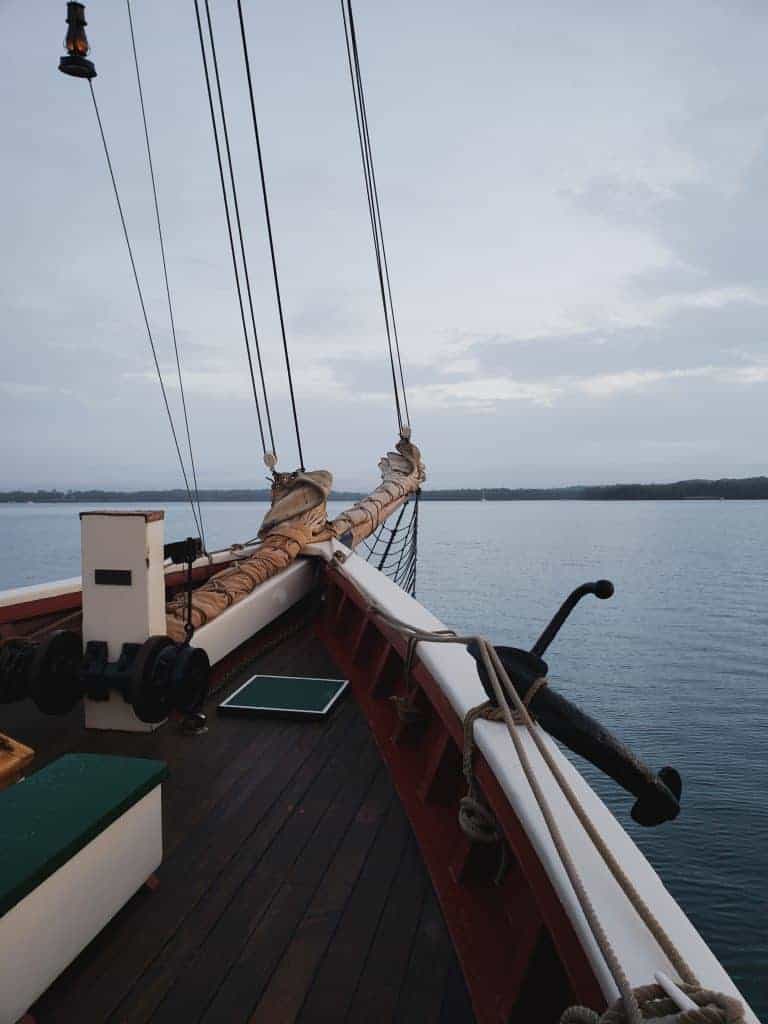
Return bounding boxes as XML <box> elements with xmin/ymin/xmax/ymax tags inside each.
<box><xmin>0</xmin><ymin>753</ymin><xmax>168</xmax><ymax>1024</ymax></box>
<box><xmin>0</xmin><ymin>754</ymin><xmax>167</xmax><ymax>917</ymax></box>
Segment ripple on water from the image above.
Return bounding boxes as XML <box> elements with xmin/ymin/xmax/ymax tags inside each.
<box><xmin>1</xmin><ymin>499</ymin><xmax>766</xmax><ymax>1016</ymax></box>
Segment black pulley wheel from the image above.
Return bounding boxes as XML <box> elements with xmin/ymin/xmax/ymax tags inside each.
<box><xmin>0</xmin><ymin>639</ymin><xmax>34</xmax><ymax>703</ymax></box>
<box><xmin>29</xmin><ymin>630</ymin><xmax>83</xmax><ymax>716</ymax></box>
<box><xmin>169</xmin><ymin>645</ymin><xmax>210</xmax><ymax>714</ymax></box>
<box><xmin>129</xmin><ymin>635</ymin><xmax>176</xmax><ymax>723</ymax></box>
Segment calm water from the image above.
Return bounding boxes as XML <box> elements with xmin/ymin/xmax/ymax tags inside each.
<box><xmin>1</xmin><ymin>500</ymin><xmax>766</xmax><ymax>1014</ymax></box>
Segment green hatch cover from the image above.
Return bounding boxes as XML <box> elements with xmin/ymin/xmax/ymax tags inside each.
<box><xmin>0</xmin><ymin>753</ymin><xmax>167</xmax><ymax>917</ymax></box>
<box><xmin>218</xmin><ymin>675</ymin><xmax>348</xmax><ymax>718</ymax></box>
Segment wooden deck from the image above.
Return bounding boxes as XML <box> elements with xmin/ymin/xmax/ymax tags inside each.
<box><xmin>3</xmin><ymin>624</ymin><xmax>474</xmax><ymax>1023</ymax></box>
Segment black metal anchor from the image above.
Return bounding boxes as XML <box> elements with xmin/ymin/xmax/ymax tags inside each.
<box><xmin>468</xmin><ymin>580</ymin><xmax>682</xmax><ymax>827</ymax></box>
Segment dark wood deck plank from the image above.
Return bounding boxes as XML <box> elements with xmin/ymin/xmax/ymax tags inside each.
<box><xmin>6</xmin><ymin>623</ymin><xmax>473</xmax><ymax>1024</ymax></box>
<box><xmin>345</xmin><ymin>833</ymin><xmax>428</xmax><ymax>1023</ymax></box>
<box><xmin>40</xmin><ymin>716</ymin><xmax>354</xmax><ymax>1021</ymax></box>
<box><xmin>395</xmin><ymin>883</ymin><xmax>462</xmax><ymax>1024</ymax></box>
<box><xmin>248</xmin><ymin>769</ymin><xmax>396</xmax><ymax>1023</ymax></box>
<box><xmin>147</xmin><ymin>715</ymin><xmax>375</xmax><ymax>1022</ymax></box>
<box><xmin>105</xmin><ymin>706</ymin><xmax>363</xmax><ymax>1024</ymax></box>
<box><xmin>196</xmin><ymin>744</ymin><xmax>386</xmax><ymax>1021</ymax></box>
<box><xmin>295</xmin><ymin>798</ymin><xmax>412</xmax><ymax>1021</ymax></box>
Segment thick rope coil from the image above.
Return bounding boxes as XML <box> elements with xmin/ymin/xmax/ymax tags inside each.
<box><xmin>560</xmin><ymin>984</ymin><xmax>746</xmax><ymax>1023</ymax></box>
<box><xmin>390</xmin><ymin>694</ymin><xmax>426</xmax><ymax>724</ymax></box>
<box><xmin>391</xmin><ymin>629</ymin><xmax>457</xmax><ymax>723</ymax></box>
<box><xmin>350</xmin><ymin>593</ymin><xmax>746</xmax><ymax>1024</ymax></box>
<box><xmin>458</xmin><ymin>680</ymin><xmax>548</xmax><ymax>845</ymax></box>
<box><xmin>460</xmin><ymin>700</ymin><xmax>504</xmax><ymax>844</ymax></box>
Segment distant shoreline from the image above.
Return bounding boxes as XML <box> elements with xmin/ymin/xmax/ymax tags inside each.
<box><xmin>2</xmin><ymin>476</ymin><xmax>768</xmax><ymax>503</ymax></box>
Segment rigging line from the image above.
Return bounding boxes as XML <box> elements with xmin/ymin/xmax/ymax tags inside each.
<box><xmin>201</xmin><ymin>0</ymin><xmax>277</xmax><ymax>461</ymax></box>
<box><xmin>236</xmin><ymin>0</ymin><xmax>305</xmax><ymax>471</ymax></box>
<box><xmin>87</xmin><ymin>80</ymin><xmax>202</xmax><ymax>540</ymax></box>
<box><xmin>344</xmin><ymin>0</ymin><xmax>411</xmax><ymax>427</ymax></box>
<box><xmin>126</xmin><ymin>0</ymin><xmax>205</xmax><ymax>550</ymax></box>
<box><xmin>340</xmin><ymin>0</ymin><xmax>403</xmax><ymax>434</ymax></box>
<box><xmin>343</xmin><ymin>12</ymin><xmax>401</xmax><ymax>432</ymax></box>
<box><xmin>191</xmin><ymin>0</ymin><xmax>268</xmax><ymax>459</ymax></box>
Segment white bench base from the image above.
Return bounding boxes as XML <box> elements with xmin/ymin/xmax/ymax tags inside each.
<box><xmin>84</xmin><ymin>690</ymin><xmax>166</xmax><ymax>733</ymax></box>
<box><xmin>0</xmin><ymin>785</ymin><xmax>163</xmax><ymax>1024</ymax></box>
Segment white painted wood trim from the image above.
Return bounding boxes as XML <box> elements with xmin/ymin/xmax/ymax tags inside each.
<box><xmin>0</xmin><ymin>545</ymin><xmax>261</xmax><ymax>612</ymax></box>
<box><xmin>0</xmin><ymin>785</ymin><xmax>163</xmax><ymax>1024</ymax></box>
<box><xmin>189</xmin><ymin>557</ymin><xmax>317</xmax><ymax>666</ymax></box>
<box><xmin>336</xmin><ymin>549</ymin><xmax>759</xmax><ymax>1023</ymax></box>
<box><xmin>0</xmin><ymin>577</ymin><xmax>82</xmax><ymax>610</ymax></box>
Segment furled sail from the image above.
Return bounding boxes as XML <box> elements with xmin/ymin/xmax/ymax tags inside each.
<box><xmin>330</xmin><ymin>436</ymin><xmax>425</xmax><ymax>548</ymax></box>
<box><xmin>165</xmin><ymin>470</ymin><xmax>332</xmax><ymax>641</ymax></box>
<box><xmin>165</xmin><ymin>438</ymin><xmax>425</xmax><ymax>640</ymax></box>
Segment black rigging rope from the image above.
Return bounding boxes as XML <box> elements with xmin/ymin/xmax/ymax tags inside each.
<box><xmin>88</xmin><ymin>80</ymin><xmax>203</xmax><ymax>540</ymax></box>
<box><xmin>341</xmin><ymin>0</ymin><xmax>410</xmax><ymax>432</ymax></box>
<box><xmin>236</xmin><ymin>0</ymin><xmax>305</xmax><ymax>471</ymax></box>
<box><xmin>125</xmin><ymin>0</ymin><xmax>206</xmax><ymax>550</ymax></box>
<box><xmin>192</xmin><ymin>0</ymin><xmax>273</xmax><ymax>462</ymax></box>
<box><xmin>362</xmin><ymin>492</ymin><xmax>419</xmax><ymax>595</ymax></box>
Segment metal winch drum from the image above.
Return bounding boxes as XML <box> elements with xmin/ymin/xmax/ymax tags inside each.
<box><xmin>0</xmin><ymin>630</ymin><xmax>210</xmax><ymax>723</ymax></box>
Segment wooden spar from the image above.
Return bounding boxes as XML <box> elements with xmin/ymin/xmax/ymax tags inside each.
<box><xmin>166</xmin><ymin>470</ymin><xmax>333</xmax><ymax>642</ymax></box>
<box><xmin>329</xmin><ymin>436</ymin><xmax>425</xmax><ymax>549</ymax></box>
<box><xmin>166</xmin><ymin>438</ymin><xmax>425</xmax><ymax>642</ymax></box>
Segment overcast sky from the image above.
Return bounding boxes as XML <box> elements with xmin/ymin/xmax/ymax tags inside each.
<box><xmin>2</xmin><ymin>1</ymin><xmax>767</xmax><ymax>490</ymax></box>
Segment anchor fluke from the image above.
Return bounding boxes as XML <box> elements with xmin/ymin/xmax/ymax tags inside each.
<box><xmin>468</xmin><ymin>579</ymin><xmax>682</xmax><ymax>828</ymax></box>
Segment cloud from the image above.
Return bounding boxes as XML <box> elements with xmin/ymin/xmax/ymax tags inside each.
<box><xmin>4</xmin><ymin>0</ymin><xmax>768</xmax><ymax>488</ymax></box>
<box><xmin>571</xmin><ymin>122</ymin><xmax>768</xmax><ymax>302</ymax></box>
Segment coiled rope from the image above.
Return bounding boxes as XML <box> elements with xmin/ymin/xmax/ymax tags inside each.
<box><xmin>561</xmin><ymin>983</ymin><xmax>745</xmax><ymax>1023</ymax></box>
<box><xmin>353</xmin><ymin>595</ymin><xmax>745</xmax><ymax>1024</ymax></box>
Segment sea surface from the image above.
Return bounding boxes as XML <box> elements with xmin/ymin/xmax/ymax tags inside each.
<box><xmin>1</xmin><ymin>500</ymin><xmax>766</xmax><ymax>1015</ymax></box>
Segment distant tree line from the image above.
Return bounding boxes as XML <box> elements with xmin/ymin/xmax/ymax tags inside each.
<box><xmin>0</xmin><ymin>488</ymin><xmax>364</xmax><ymax>503</ymax></box>
<box><xmin>2</xmin><ymin>476</ymin><xmax>768</xmax><ymax>503</ymax></box>
<box><xmin>418</xmin><ymin>476</ymin><xmax>768</xmax><ymax>501</ymax></box>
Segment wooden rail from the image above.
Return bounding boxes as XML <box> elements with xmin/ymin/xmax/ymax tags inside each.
<box><xmin>316</xmin><ymin>565</ymin><xmax>605</xmax><ymax>1023</ymax></box>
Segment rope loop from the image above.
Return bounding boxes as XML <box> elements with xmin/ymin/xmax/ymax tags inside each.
<box><xmin>390</xmin><ymin>694</ymin><xmax>425</xmax><ymax>724</ymax></box>
<box><xmin>458</xmin><ymin>794</ymin><xmax>499</xmax><ymax>844</ymax></box>
<box><xmin>562</xmin><ymin>984</ymin><xmax>746</xmax><ymax>1024</ymax></box>
<box><xmin>459</xmin><ymin>700</ymin><xmax>504</xmax><ymax>845</ymax></box>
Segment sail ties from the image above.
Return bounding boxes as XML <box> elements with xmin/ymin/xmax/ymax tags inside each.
<box><xmin>330</xmin><ymin>437</ymin><xmax>426</xmax><ymax>549</ymax></box>
<box><xmin>165</xmin><ymin>436</ymin><xmax>424</xmax><ymax>640</ymax></box>
<box><xmin>166</xmin><ymin>469</ymin><xmax>333</xmax><ymax>641</ymax></box>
